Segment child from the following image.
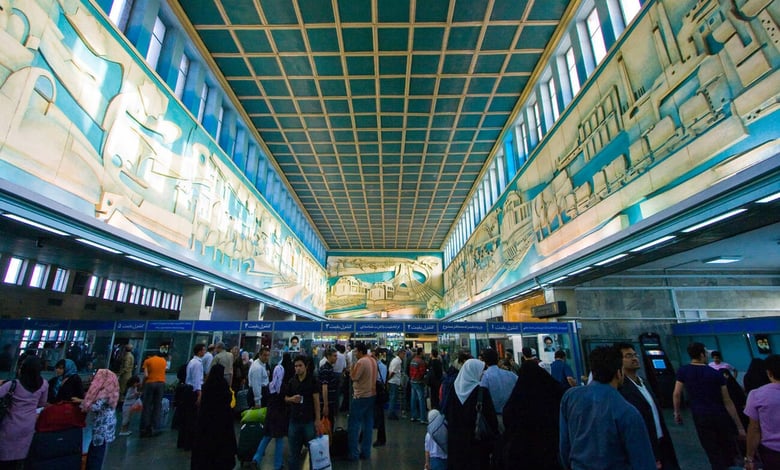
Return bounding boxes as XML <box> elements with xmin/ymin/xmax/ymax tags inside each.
<box><xmin>424</xmin><ymin>409</ymin><xmax>447</xmax><ymax>470</ymax></box>
<box><xmin>119</xmin><ymin>376</ymin><xmax>142</xmax><ymax>436</ymax></box>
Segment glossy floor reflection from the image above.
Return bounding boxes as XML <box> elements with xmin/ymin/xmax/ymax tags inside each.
<box><xmin>104</xmin><ymin>408</ymin><xmax>715</xmax><ymax>469</ymax></box>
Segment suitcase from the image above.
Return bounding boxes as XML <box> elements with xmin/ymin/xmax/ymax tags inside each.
<box><xmin>237</xmin><ymin>421</ymin><xmax>264</xmax><ymax>462</ymax></box>
<box><xmin>235</xmin><ymin>389</ymin><xmax>250</xmax><ymax>413</ymax></box>
<box><xmin>35</xmin><ymin>402</ymin><xmax>85</xmax><ymax>432</ymax></box>
<box><xmin>330</xmin><ymin>427</ymin><xmax>348</xmax><ymax>460</ymax></box>
<box><xmin>27</xmin><ymin>427</ymin><xmax>83</xmax><ymax>469</ymax></box>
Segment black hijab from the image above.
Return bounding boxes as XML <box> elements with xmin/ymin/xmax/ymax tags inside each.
<box><xmin>19</xmin><ymin>356</ymin><xmax>44</xmax><ymax>393</ymax></box>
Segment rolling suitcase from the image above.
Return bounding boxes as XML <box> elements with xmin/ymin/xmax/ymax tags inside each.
<box><xmin>27</xmin><ymin>426</ymin><xmax>83</xmax><ymax>470</ymax></box>
<box><xmin>237</xmin><ymin>421</ymin><xmax>264</xmax><ymax>462</ymax></box>
<box><xmin>330</xmin><ymin>427</ymin><xmax>348</xmax><ymax>460</ymax></box>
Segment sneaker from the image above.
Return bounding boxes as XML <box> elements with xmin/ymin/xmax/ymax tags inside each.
<box><xmin>118</xmin><ymin>431</ymin><xmax>132</xmax><ymax>436</ymax></box>
<box><xmin>420</xmin><ymin>420</ymin><xmax>429</xmax><ymax>425</ymax></box>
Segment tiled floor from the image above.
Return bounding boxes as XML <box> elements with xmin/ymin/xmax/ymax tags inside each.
<box><xmin>103</xmin><ymin>407</ymin><xmax>721</xmax><ymax>470</ymax></box>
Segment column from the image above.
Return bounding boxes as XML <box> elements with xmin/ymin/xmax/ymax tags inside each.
<box><xmin>178</xmin><ymin>285</ymin><xmax>214</xmax><ymax>320</ymax></box>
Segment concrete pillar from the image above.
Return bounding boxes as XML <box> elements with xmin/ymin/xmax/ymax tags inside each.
<box><xmin>179</xmin><ymin>285</ymin><xmax>214</xmax><ymax>320</ymax></box>
<box><xmin>246</xmin><ymin>301</ymin><xmax>265</xmax><ymax>321</ymax></box>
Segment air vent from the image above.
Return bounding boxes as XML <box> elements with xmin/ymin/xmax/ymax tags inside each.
<box><xmin>47</xmin><ymin>298</ymin><xmax>63</xmax><ymax>306</ymax></box>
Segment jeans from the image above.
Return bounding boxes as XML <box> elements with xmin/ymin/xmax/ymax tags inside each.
<box><xmin>253</xmin><ymin>435</ymin><xmax>285</xmax><ymax>469</ymax></box>
<box><xmin>85</xmin><ymin>442</ymin><xmax>107</xmax><ymax>470</ymax></box>
<box><xmin>348</xmin><ymin>396</ymin><xmax>375</xmax><ymax>460</ymax></box>
<box><xmin>387</xmin><ymin>383</ymin><xmax>400</xmax><ymax>418</ymax></box>
<box><xmin>140</xmin><ymin>381</ymin><xmax>164</xmax><ymax>433</ymax></box>
<box><xmin>411</xmin><ymin>382</ymin><xmax>427</xmax><ymax>421</ymax></box>
<box><xmin>287</xmin><ymin>419</ymin><xmax>315</xmax><ymax>470</ymax></box>
<box><xmin>430</xmin><ymin>457</ymin><xmax>448</xmax><ymax>470</ymax></box>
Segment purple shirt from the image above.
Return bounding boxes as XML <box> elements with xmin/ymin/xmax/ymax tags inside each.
<box><xmin>744</xmin><ymin>382</ymin><xmax>780</xmax><ymax>452</ymax></box>
<box><xmin>676</xmin><ymin>364</ymin><xmax>727</xmax><ymax>416</ymax></box>
<box><xmin>0</xmin><ymin>379</ymin><xmax>49</xmax><ymax>460</ymax></box>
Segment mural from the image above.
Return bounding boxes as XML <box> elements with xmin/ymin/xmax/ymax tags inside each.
<box><xmin>326</xmin><ymin>253</ymin><xmax>444</xmax><ymax>319</ymax></box>
<box><xmin>444</xmin><ymin>0</ymin><xmax>780</xmax><ymax>312</ymax></box>
<box><xmin>0</xmin><ymin>0</ymin><xmax>326</xmax><ymax>313</ymax></box>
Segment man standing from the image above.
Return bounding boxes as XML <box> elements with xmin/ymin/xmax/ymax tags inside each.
<box><xmin>333</xmin><ymin>344</ymin><xmax>347</xmax><ymax>413</ymax></box>
<box><xmin>408</xmin><ymin>348</ymin><xmax>428</xmax><ymax>423</ymax></box>
<box><xmin>318</xmin><ymin>349</ymin><xmax>339</xmax><ymax>420</ymax></box>
<box><xmin>480</xmin><ymin>348</ymin><xmax>517</xmax><ymax>431</ymax></box>
<box><xmin>118</xmin><ymin>344</ymin><xmax>135</xmax><ymax>398</ymax></box>
<box><xmin>708</xmin><ymin>351</ymin><xmax>738</xmax><ymax>379</ymax></box>
<box><xmin>673</xmin><ymin>342</ymin><xmax>745</xmax><ymax>470</ymax></box>
<box><xmin>178</xmin><ymin>344</ymin><xmax>205</xmax><ymax>450</ymax></box>
<box><xmin>201</xmin><ymin>344</ymin><xmax>214</xmax><ymax>378</ymax></box>
<box><xmin>140</xmin><ymin>348</ymin><xmax>168</xmax><ymax>438</ymax></box>
<box><xmin>744</xmin><ymin>354</ymin><xmax>780</xmax><ymax>470</ymax></box>
<box><xmin>285</xmin><ymin>355</ymin><xmax>321</xmax><ymax>470</ymax></box>
<box><xmin>211</xmin><ymin>342</ymin><xmax>234</xmax><ymax>386</ymax></box>
<box><xmin>348</xmin><ymin>342</ymin><xmax>376</xmax><ymax>461</ymax></box>
<box><xmin>427</xmin><ymin>349</ymin><xmax>443</xmax><ymax>410</ymax></box>
<box><xmin>386</xmin><ymin>349</ymin><xmax>406</xmax><ymax>420</ymax></box>
<box><xmin>559</xmin><ymin>346</ymin><xmax>656</xmax><ymax>470</ymax></box>
<box><xmin>248</xmin><ymin>347</ymin><xmax>270</xmax><ymax>408</ymax></box>
<box><xmin>373</xmin><ymin>349</ymin><xmax>388</xmax><ymax>447</ymax></box>
<box><xmin>551</xmin><ymin>350</ymin><xmax>577</xmax><ymax>391</ymax></box>
<box><xmin>616</xmin><ymin>343</ymin><xmax>679</xmax><ymax>469</ymax></box>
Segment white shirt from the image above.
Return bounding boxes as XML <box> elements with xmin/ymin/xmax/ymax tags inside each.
<box><xmin>247</xmin><ymin>359</ymin><xmax>269</xmax><ymax>406</ymax></box>
<box><xmin>425</xmin><ymin>432</ymin><xmax>447</xmax><ymax>458</ymax></box>
<box><xmin>388</xmin><ymin>356</ymin><xmax>403</xmax><ymax>386</ymax></box>
<box><xmin>186</xmin><ymin>356</ymin><xmax>204</xmax><ymax>392</ymax></box>
<box><xmin>631</xmin><ymin>376</ymin><xmax>663</xmax><ymax>438</ymax></box>
<box><xmin>201</xmin><ymin>351</ymin><xmax>213</xmax><ymax>375</ymax></box>
<box><xmin>334</xmin><ymin>352</ymin><xmax>346</xmax><ymax>374</ymax></box>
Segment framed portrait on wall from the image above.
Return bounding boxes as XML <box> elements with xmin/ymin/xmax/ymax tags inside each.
<box><xmin>756</xmin><ymin>334</ymin><xmax>772</xmax><ymax>354</ymax></box>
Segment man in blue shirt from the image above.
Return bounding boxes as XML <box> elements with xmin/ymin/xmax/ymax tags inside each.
<box><xmin>551</xmin><ymin>350</ymin><xmax>577</xmax><ymax>391</ymax></box>
<box><xmin>480</xmin><ymin>348</ymin><xmax>518</xmax><ymax>428</ymax></box>
<box><xmin>559</xmin><ymin>346</ymin><xmax>655</xmax><ymax>470</ymax></box>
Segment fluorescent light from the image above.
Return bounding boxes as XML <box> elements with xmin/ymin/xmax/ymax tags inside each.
<box><xmin>756</xmin><ymin>191</ymin><xmax>780</xmax><ymax>203</ymax></box>
<box><xmin>190</xmin><ymin>276</ymin><xmax>211</xmax><ymax>284</ymax></box>
<box><xmin>594</xmin><ymin>253</ymin><xmax>628</xmax><ymax>266</ymax></box>
<box><xmin>3</xmin><ymin>213</ymin><xmax>69</xmax><ymax>236</ymax></box>
<box><xmin>75</xmin><ymin>238</ymin><xmax>122</xmax><ymax>254</ymax></box>
<box><xmin>704</xmin><ymin>256</ymin><xmax>742</xmax><ymax>264</ymax></box>
<box><xmin>682</xmin><ymin>209</ymin><xmax>747</xmax><ymax>233</ymax></box>
<box><xmin>162</xmin><ymin>266</ymin><xmax>186</xmax><ymax>276</ymax></box>
<box><xmin>569</xmin><ymin>266</ymin><xmax>592</xmax><ymax>276</ymax></box>
<box><xmin>126</xmin><ymin>255</ymin><xmax>159</xmax><ymax>267</ymax></box>
<box><xmin>629</xmin><ymin>235</ymin><xmax>677</xmax><ymax>253</ymax></box>
<box><xmin>548</xmin><ymin>275</ymin><xmax>568</xmax><ymax>284</ymax></box>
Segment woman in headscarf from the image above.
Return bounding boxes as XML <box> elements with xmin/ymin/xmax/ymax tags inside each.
<box><xmin>743</xmin><ymin>358</ymin><xmax>770</xmax><ymax>396</ymax></box>
<box><xmin>251</xmin><ymin>354</ymin><xmax>291</xmax><ymax>470</ymax></box>
<box><xmin>444</xmin><ymin>358</ymin><xmax>498</xmax><ymax>470</ymax></box>
<box><xmin>191</xmin><ymin>364</ymin><xmax>236</xmax><ymax>470</ymax></box>
<box><xmin>48</xmin><ymin>358</ymin><xmax>84</xmax><ymax>403</ymax></box>
<box><xmin>73</xmin><ymin>369</ymin><xmax>119</xmax><ymax>470</ymax></box>
<box><xmin>502</xmin><ymin>359</ymin><xmax>565</xmax><ymax>469</ymax></box>
<box><xmin>0</xmin><ymin>356</ymin><xmax>48</xmax><ymax>467</ymax></box>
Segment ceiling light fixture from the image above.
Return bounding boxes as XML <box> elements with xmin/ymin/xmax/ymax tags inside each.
<box><xmin>568</xmin><ymin>266</ymin><xmax>593</xmax><ymax>276</ymax></box>
<box><xmin>703</xmin><ymin>256</ymin><xmax>742</xmax><ymax>264</ymax></box>
<box><xmin>162</xmin><ymin>266</ymin><xmax>186</xmax><ymax>276</ymax></box>
<box><xmin>189</xmin><ymin>276</ymin><xmax>211</xmax><ymax>284</ymax></box>
<box><xmin>548</xmin><ymin>275</ymin><xmax>568</xmax><ymax>284</ymax></box>
<box><xmin>629</xmin><ymin>235</ymin><xmax>677</xmax><ymax>252</ymax></box>
<box><xmin>681</xmin><ymin>208</ymin><xmax>747</xmax><ymax>233</ymax></box>
<box><xmin>3</xmin><ymin>213</ymin><xmax>69</xmax><ymax>236</ymax></box>
<box><xmin>75</xmin><ymin>238</ymin><xmax>122</xmax><ymax>254</ymax></box>
<box><xmin>756</xmin><ymin>191</ymin><xmax>780</xmax><ymax>203</ymax></box>
<box><xmin>594</xmin><ymin>253</ymin><xmax>628</xmax><ymax>266</ymax></box>
<box><xmin>126</xmin><ymin>255</ymin><xmax>159</xmax><ymax>267</ymax></box>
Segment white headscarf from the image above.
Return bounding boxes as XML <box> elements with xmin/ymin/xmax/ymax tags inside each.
<box><xmin>454</xmin><ymin>358</ymin><xmax>485</xmax><ymax>405</ymax></box>
<box><xmin>269</xmin><ymin>363</ymin><xmax>285</xmax><ymax>394</ymax></box>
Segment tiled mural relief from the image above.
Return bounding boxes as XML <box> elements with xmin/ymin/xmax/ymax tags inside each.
<box><xmin>444</xmin><ymin>0</ymin><xmax>780</xmax><ymax>313</ymax></box>
<box><xmin>326</xmin><ymin>254</ymin><xmax>444</xmax><ymax>319</ymax></box>
<box><xmin>0</xmin><ymin>0</ymin><xmax>326</xmax><ymax>313</ymax></box>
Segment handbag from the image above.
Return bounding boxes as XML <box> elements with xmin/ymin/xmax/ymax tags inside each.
<box><xmin>36</xmin><ymin>401</ymin><xmax>87</xmax><ymax>432</ymax></box>
<box><xmin>0</xmin><ymin>380</ymin><xmax>16</xmax><ymax>423</ymax></box>
<box><xmin>307</xmin><ymin>434</ymin><xmax>332</xmax><ymax>470</ymax></box>
<box><xmin>473</xmin><ymin>387</ymin><xmax>495</xmax><ymax>442</ymax></box>
<box><xmin>427</xmin><ymin>412</ymin><xmax>448</xmax><ymax>452</ymax></box>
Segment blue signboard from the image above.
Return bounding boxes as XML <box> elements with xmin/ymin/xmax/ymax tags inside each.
<box><xmin>274</xmin><ymin>321</ymin><xmax>322</xmax><ymax>332</ymax></box>
<box><xmin>322</xmin><ymin>322</ymin><xmax>355</xmax><ymax>333</ymax></box>
<box><xmin>0</xmin><ymin>319</ymin><xmax>26</xmax><ymax>329</ymax></box>
<box><xmin>27</xmin><ymin>319</ymin><xmax>70</xmax><ymax>330</ymax></box>
<box><xmin>194</xmin><ymin>321</ymin><xmax>241</xmax><ymax>331</ymax></box>
<box><xmin>404</xmin><ymin>322</ymin><xmax>438</xmax><ymax>334</ymax></box>
<box><xmin>522</xmin><ymin>322</ymin><xmax>570</xmax><ymax>334</ymax></box>
<box><xmin>355</xmin><ymin>322</ymin><xmax>403</xmax><ymax>333</ymax></box>
<box><xmin>70</xmin><ymin>320</ymin><xmax>115</xmax><ymax>331</ymax></box>
<box><xmin>242</xmin><ymin>321</ymin><xmax>273</xmax><ymax>332</ymax></box>
<box><xmin>116</xmin><ymin>321</ymin><xmax>146</xmax><ymax>331</ymax></box>
<box><xmin>488</xmin><ymin>322</ymin><xmax>523</xmax><ymax>333</ymax></box>
<box><xmin>147</xmin><ymin>321</ymin><xmax>193</xmax><ymax>332</ymax></box>
<box><xmin>439</xmin><ymin>323</ymin><xmax>487</xmax><ymax>333</ymax></box>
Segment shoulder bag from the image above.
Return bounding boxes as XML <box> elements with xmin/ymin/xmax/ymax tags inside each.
<box><xmin>474</xmin><ymin>387</ymin><xmax>495</xmax><ymax>442</ymax></box>
<box><xmin>0</xmin><ymin>380</ymin><xmax>16</xmax><ymax>423</ymax></box>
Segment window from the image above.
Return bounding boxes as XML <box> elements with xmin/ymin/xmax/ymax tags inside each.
<box><xmin>547</xmin><ymin>79</ymin><xmax>560</xmax><ymax>121</ymax></box>
<box><xmin>619</xmin><ymin>0</ymin><xmax>642</xmax><ymax>26</ymax></box>
<box><xmin>519</xmin><ymin>122</ymin><xmax>529</xmax><ymax>157</ymax></box>
<box><xmin>174</xmin><ymin>54</ymin><xmax>190</xmax><ymax>99</ymax></box>
<box><xmin>103</xmin><ymin>279</ymin><xmax>117</xmax><ymax>300</ymax></box>
<box><xmin>141</xmin><ymin>287</ymin><xmax>152</xmax><ymax>306</ymax></box>
<box><xmin>533</xmin><ymin>102</ymin><xmax>543</xmax><ymax>141</ymax></box>
<box><xmin>128</xmin><ymin>284</ymin><xmax>141</xmax><ymax>304</ymax></box>
<box><xmin>586</xmin><ymin>9</ymin><xmax>607</xmax><ymax>65</ymax></box>
<box><xmin>565</xmin><ymin>47</ymin><xmax>580</xmax><ymax>96</ymax></box>
<box><xmin>4</xmin><ymin>257</ymin><xmax>26</xmax><ymax>285</ymax></box>
<box><xmin>216</xmin><ymin>106</ymin><xmax>225</xmax><ymax>142</ymax></box>
<box><xmin>29</xmin><ymin>263</ymin><xmax>49</xmax><ymax>288</ymax></box>
<box><xmin>87</xmin><ymin>275</ymin><xmax>100</xmax><ymax>297</ymax></box>
<box><xmin>197</xmin><ymin>83</ymin><xmax>209</xmax><ymax>123</ymax></box>
<box><xmin>108</xmin><ymin>0</ymin><xmax>134</xmax><ymax>32</ymax></box>
<box><xmin>146</xmin><ymin>17</ymin><xmax>166</xmax><ymax>70</ymax></box>
<box><xmin>51</xmin><ymin>268</ymin><xmax>69</xmax><ymax>292</ymax></box>
<box><xmin>116</xmin><ymin>282</ymin><xmax>129</xmax><ymax>302</ymax></box>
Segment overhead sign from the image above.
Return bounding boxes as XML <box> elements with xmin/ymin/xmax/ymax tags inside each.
<box><xmin>488</xmin><ymin>322</ymin><xmax>523</xmax><ymax>333</ymax></box>
<box><xmin>322</xmin><ymin>322</ymin><xmax>355</xmax><ymax>333</ymax></box>
<box><xmin>274</xmin><ymin>321</ymin><xmax>322</xmax><ymax>332</ymax></box>
<box><xmin>405</xmin><ymin>322</ymin><xmax>438</xmax><ymax>333</ymax></box>
<box><xmin>116</xmin><ymin>320</ymin><xmax>146</xmax><ymax>331</ymax></box>
<box><xmin>147</xmin><ymin>321</ymin><xmax>193</xmax><ymax>331</ymax></box>
<box><xmin>355</xmin><ymin>322</ymin><xmax>403</xmax><ymax>333</ymax></box>
<box><xmin>531</xmin><ymin>301</ymin><xmax>567</xmax><ymax>319</ymax></box>
<box><xmin>439</xmin><ymin>323</ymin><xmax>487</xmax><ymax>333</ymax></box>
<box><xmin>194</xmin><ymin>321</ymin><xmax>241</xmax><ymax>331</ymax></box>
<box><xmin>242</xmin><ymin>321</ymin><xmax>274</xmax><ymax>332</ymax></box>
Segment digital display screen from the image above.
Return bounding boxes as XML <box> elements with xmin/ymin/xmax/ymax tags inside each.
<box><xmin>646</xmin><ymin>349</ymin><xmax>664</xmax><ymax>356</ymax></box>
<box><xmin>652</xmin><ymin>359</ymin><xmax>667</xmax><ymax>370</ymax></box>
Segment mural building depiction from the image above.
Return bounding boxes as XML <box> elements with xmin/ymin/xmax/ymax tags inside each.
<box><xmin>444</xmin><ymin>0</ymin><xmax>780</xmax><ymax>314</ymax></box>
<box><xmin>326</xmin><ymin>254</ymin><xmax>444</xmax><ymax>319</ymax></box>
<box><xmin>0</xmin><ymin>0</ymin><xmax>326</xmax><ymax>313</ymax></box>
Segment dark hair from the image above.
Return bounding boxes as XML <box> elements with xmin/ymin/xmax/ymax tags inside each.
<box><xmin>589</xmin><ymin>346</ymin><xmax>622</xmax><ymax>384</ymax></box>
<box><xmin>766</xmin><ymin>354</ymin><xmax>780</xmax><ymax>379</ymax></box>
<box><xmin>431</xmin><ymin>349</ymin><xmax>439</xmax><ymax>357</ymax></box>
<box><xmin>55</xmin><ymin>359</ymin><xmax>66</xmax><ymax>369</ymax></box>
<box><xmin>554</xmin><ymin>350</ymin><xmax>566</xmax><ymax>359</ymax></box>
<box><xmin>687</xmin><ymin>342</ymin><xmax>706</xmax><ymax>360</ymax></box>
<box><xmin>416</xmin><ymin>347</ymin><xmax>424</xmax><ymax>356</ymax></box>
<box><xmin>355</xmin><ymin>342</ymin><xmax>368</xmax><ymax>354</ymax></box>
<box><xmin>544</xmin><ymin>336</ymin><xmax>553</xmax><ymax>344</ymax></box>
<box><xmin>325</xmin><ymin>348</ymin><xmax>337</xmax><ymax>358</ymax></box>
<box><xmin>335</xmin><ymin>344</ymin><xmax>345</xmax><ymax>353</ymax></box>
<box><xmin>482</xmin><ymin>348</ymin><xmax>499</xmax><ymax>366</ymax></box>
<box><xmin>19</xmin><ymin>355</ymin><xmax>43</xmax><ymax>392</ymax></box>
<box><xmin>290</xmin><ymin>336</ymin><xmax>300</xmax><ymax>343</ymax></box>
<box><xmin>259</xmin><ymin>346</ymin><xmax>270</xmax><ymax>355</ymax></box>
<box><xmin>711</xmin><ymin>350</ymin><xmax>722</xmax><ymax>358</ymax></box>
<box><xmin>613</xmin><ymin>342</ymin><xmax>634</xmax><ymax>352</ymax></box>
<box><xmin>125</xmin><ymin>375</ymin><xmax>141</xmax><ymax>389</ymax></box>
<box><xmin>457</xmin><ymin>350</ymin><xmax>472</xmax><ymax>364</ymax></box>
<box><xmin>193</xmin><ymin>344</ymin><xmax>206</xmax><ymax>355</ymax></box>
<box><xmin>293</xmin><ymin>354</ymin><xmax>308</xmax><ymax>366</ymax></box>
<box><xmin>207</xmin><ymin>344</ymin><xmax>215</xmax><ymax>352</ymax></box>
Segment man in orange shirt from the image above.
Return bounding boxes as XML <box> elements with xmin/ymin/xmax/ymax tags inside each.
<box><xmin>140</xmin><ymin>348</ymin><xmax>167</xmax><ymax>437</ymax></box>
<box><xmin>347</xmin><ymin>342</ymin><xmax>376</xmax><ymax>461</ymax></box>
